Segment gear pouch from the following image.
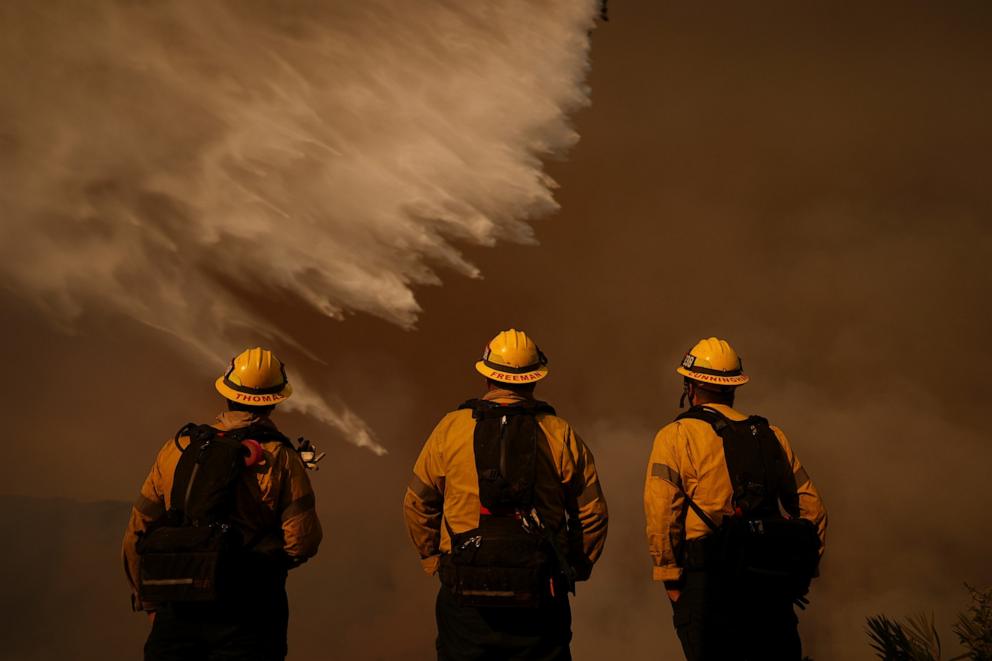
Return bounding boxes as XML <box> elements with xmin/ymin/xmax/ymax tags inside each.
<box><xmin>439</xmin><ymin>517</ymin><xmax>551</xmax><ymax>608</ymax></box>
<box><xmin>715</xmin><ymin>516</ymin><xmax>820</xmax><ymax>600</ymax></box>
<box><xmin>136</xmin><ymin>525</ymin><xmax>234</xmax><ymax>603</ymax></box>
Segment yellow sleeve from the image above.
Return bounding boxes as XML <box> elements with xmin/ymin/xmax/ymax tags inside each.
<box><xmin>402</xmin><ymin>420</ymin><xmax>447</xmax><ymax>576</ymax></box>
<box><xmin>121</xmin><ymin>441</ymin><xmax>170</xmax><ymax>611</ymax></box>
<box><xmin>278</xmin><ymin>447</ymin><xmax>322</xmax><ymax>563</ymax></box>
<box><xmin>644</xmin><ymin>423</ymin><xmax>687</xmax><ymax>583</ymax></box>
<box><xmin>772</xmin><ymin>426</ymin><xmax>828</xmax><ymax>557</ymax></box>
<box><xmin>561</xmin><ymin>426</ymin><xmax>608</xmax><ymax>580</ymax></box>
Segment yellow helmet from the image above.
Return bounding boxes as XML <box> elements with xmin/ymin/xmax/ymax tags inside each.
<box><xmin>676</xmin><ymin>337</ymin><xmax>749</xmax><ymax>387</ymax></box>
<box><xmin>475</xmin><ymin>329</ymin><xmax>549</xmax><ymax>384</ymax></box>
<box><xmin>215</xmin><ymin>347</ymin><xmax>293</xmax><ymax>406</ymax></box>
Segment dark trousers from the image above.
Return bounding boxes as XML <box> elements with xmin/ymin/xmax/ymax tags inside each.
<box><xmin>145</xmin><ymin>586</ymin><xmax>289</xmax><ymax>661</ymax></box>
<box><xmin>672</xmin><ymin>570</ymin><xmax>801</xmax><ymax>661</ymax></box>
<box><xmin>436</xmin><ymin>585</ymin><xmax>572</xmax><ymax>661</ymax></box>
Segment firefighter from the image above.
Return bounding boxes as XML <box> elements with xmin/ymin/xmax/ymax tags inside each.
<box><xmin>644</xmin><ymin>338</ymin><xmax>827</xmax><ymax>661</ymax></box>
<box><xmin>404</xmin><ymin>329</ymin><xmax>608</xmax><ymax>660</ymax></box>
<box><xmin>122</xmin><ymin>347</ymin><xmax>322</xmax><ymax>661</ymax></box>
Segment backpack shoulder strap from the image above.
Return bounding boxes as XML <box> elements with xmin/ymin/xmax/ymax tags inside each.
<box><xmin>675</xmin><ymin>405</ymin><xmax>729</xmax><ymax>433</ymax></box>
<box><xmin>527</xmin><ymin>400</ymin><xmax>556</xmax><ymax>416</ymax></box>
<box><xmin>679</xmin><ymin>409</ymin><xmax>791</xmax><ymax>518</ymax></box>
<box><xmin>173</xmin><ymin>422</ymin><xmax>217</xmax><ymax>452</ymax></box>
<box><xmin>736</xmin><ymin>415</ymin><xmax>799</xmax><ymax>516</ymax></box>
<box><xmin>670</xmin><ymin>407</ymin><xmax>728</xmax><ymax>532</ymax></box>
<box><xmin>685</xmin><ymin>494</ymin><xmax>719</xmax><ymax>532</ymax></box>
<box><xmin>226</xmin><ymin>425</ymin><xmax>293</xmax><ymax>449</ymax></box>
<box><xmin>176</xmin><ymin>422</ymin><xmax>292</xmax><ymax>450</ymax></box>
<box><xmin>458</xmin><ymin>398</ymin><xmax>556</xmax><ymax>419</ymax></box>
<box><xmin>168</xmin><ymin>423</ymin><xmax>219</xmax><ymax>522</ymax></box>
<box><xmin>677</xmin><ymin>406</ymin><xmax>773</xmax><ymax>438</ymax></box>
<box><xmin>458</xmin><ymin>399</ymin><xmax>497</xmax><ymax>419</ymax></box>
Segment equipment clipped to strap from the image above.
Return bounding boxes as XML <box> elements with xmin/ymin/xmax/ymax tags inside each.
<box><xmin>295</xmin><ymin>437</ymin><xmax>325</xmax><ymax>470</ymax></box>
<box><xmin>674</xmin><ymin>407</ymin><xmax>821</xmax><ymax>601</ymax></box>
<box><xmin>439</xmin><ymin>399</ymin><xmax>575</xmax><ymax>607</ymax></box>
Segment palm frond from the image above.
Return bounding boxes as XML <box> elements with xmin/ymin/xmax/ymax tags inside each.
<box><xmin>866</xmin><ymin>614</ymin><xmax>939</xmax><ymax>660</ymax></box>
<box><xmin>904</xmin><ymin>612</ymin><xmax>942</xmax><ymax>659</ymax></box>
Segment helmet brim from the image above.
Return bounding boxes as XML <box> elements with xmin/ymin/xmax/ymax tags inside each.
<box><xmin>475</xmin><ymin>361</ymin><xmax>548</xmax><ymax>384</ymax></box>
<box><xmin>215</xmin><ymin>377</ymin><xmax>293</xmax><ymax>406</ymax></box>
<box><xmin>676</xmin><ymin>367</ymin><xmax>749</xmax><ymax>387</ymax></box>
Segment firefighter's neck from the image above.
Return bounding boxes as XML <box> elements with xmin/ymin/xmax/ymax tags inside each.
<box><xmin>689</xmin><ymin>384</ymin><xmax>735</xmax><ymax>408</ymax></box>
<box><xmin>226</xmin><ymin>399</ymin><xmax>274</xmax><ymax>417</ymax></box>
<box><xmin>485</xmin><ymin>380</ymin><xmax>536</xmax><ymax>401</ymax></box>
<box><xmin>220</xmin><ymin>409</ymin><xmax>271</xmax><ymax>422</ymax></box>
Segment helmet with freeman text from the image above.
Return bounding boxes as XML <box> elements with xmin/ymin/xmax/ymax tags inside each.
<box><xmin>475</xmin><ymin>329</ymin><xmax>549</xmax><ymax>384</ymax></box>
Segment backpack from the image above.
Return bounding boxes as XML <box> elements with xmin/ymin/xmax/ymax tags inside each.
<box><xmin>438</xmin><ymin>399</ymin><xmax>574</xmax><ymax>608</ymax></box>
<box><xmin>676</xmin><ymin>406</ymin><xmax>821</xmax><ymax>601</ymax></box>
<box><xmin>135</xmin><ymin>422</ymin><xmax>291</xmax><ymax>603</ymax></box>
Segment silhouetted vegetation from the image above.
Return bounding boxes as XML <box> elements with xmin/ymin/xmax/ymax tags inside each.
<box><xmin>866</xmin><ymin>585</ymin><xmax>992</xmax><ymax>660</ymax></box>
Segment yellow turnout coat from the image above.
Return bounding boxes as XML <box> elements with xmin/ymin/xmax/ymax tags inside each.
<box><xmin>644</xmin><ymin>403</ymin><xmax>827</xmax><ymax>583</ymax></box>
<box><xmin>403</xmin><ymin>389</ymin><xmax>608</xmax><ymax>579</ymax></box>
<box><xmin>122</xmin><ymin>411</ymin><xmax>322</xmax><ymax>610</ymax></box>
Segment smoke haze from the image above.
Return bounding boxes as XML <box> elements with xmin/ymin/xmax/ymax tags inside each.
<box><xmin>0</xmin><ymin>0</ymin><xmax>598</xmax><ymax>452</ymax></box>
<box><xmin>2</xmin><ymin>1</ymin><xmax>992</xmax><ymax>660</ymax></box>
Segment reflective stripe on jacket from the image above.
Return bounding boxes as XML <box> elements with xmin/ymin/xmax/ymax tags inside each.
<box><xmin>121</xmin><ymin>411</ymin><xmax>322</xmax><ymax>610</ymax></box>
<box><xmin>644</xmin><ymin>403</ymin><xmax>827</xmax><ymax>583</ymax></box>
<box><xmin>403</xmin><ymin>389</ymin><xmax>608</xmax><ymax>578</ymax></box>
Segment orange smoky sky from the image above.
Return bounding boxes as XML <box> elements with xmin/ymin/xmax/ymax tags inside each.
<box><xmin>2</xmin><ymin>1</ymin><xmax>991</xmax><ymax>660</ymax></box>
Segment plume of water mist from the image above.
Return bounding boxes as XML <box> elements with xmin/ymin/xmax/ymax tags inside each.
<box><xmin>286</xmin><ymin>384</ymin><xmax>386</xmax><ymax>456</ymax></box>
<box><xmin>0</xmin><ymin>1</ymin><xmax>600</xmax><ymax>451</ymax></box>
<box><xmin>168</xmin><ymin>336</ymin><xmax>386</xmax><ymax>454</ymax></box>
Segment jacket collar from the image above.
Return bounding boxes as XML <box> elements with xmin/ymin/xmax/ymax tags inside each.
<box><xmin>481</xmin><ymin>388</ymin><xmax>534</xmax><ymax>406</ymax></box>
<box><xmin>698</xmin><ymin>402</ymin><xmax>748</xmax><ymax>421</ymax></box>
<box><xmin>213</xmin><ymin>410</ymin><xmax>279</xmax><ymax>432</ymax></box>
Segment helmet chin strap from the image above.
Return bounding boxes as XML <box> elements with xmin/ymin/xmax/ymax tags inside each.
<box><xmin>679</xmin><ymin>381</ymin><xmax>690</xmax><ymax>408</ymax></box>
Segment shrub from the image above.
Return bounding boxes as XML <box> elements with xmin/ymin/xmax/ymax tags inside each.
<box><xmin>866</xmin><ymin>585</ymin><xmax>991</xmax><ymax>661</ymax></box>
